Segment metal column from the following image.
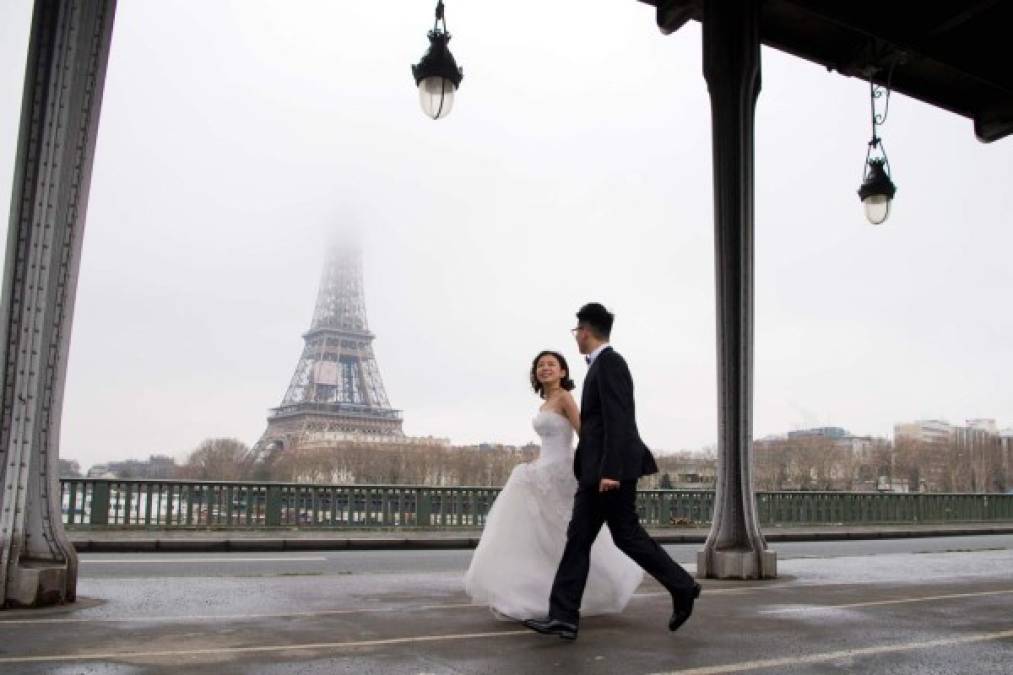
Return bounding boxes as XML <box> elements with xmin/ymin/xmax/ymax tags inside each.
<box><xmin>0</xmin><ymin>0</ymin><xmax>117</xmax><ymax>607</ymax></box>
<box><xmin>696</xmin><ymin>0</ymin><xmax>777</xmax><ymax>579</ymax></box>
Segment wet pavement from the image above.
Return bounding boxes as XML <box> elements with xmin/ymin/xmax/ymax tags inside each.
<box><xmin>1</xmin><ymin>536</ymin><xmax>1011</xmax><ymax>673</ymax></box>
<box><xmin>66</xmin><ymin>522</ymin><xmax>1013</xmax><ymax>553</ymax></box>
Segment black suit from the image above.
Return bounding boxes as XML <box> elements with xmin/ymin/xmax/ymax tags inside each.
<box><xmin>548</xmin><ymin>346</ymin><xmax>696</xmax><ymax>625</ymax></box>
<box><xmin>573</xmin><ymin>347</ymin><xmax>658</xmax><ymax>487</ymax></box>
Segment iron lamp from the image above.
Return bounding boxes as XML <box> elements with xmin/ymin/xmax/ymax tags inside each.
<box><xmin>858</xmin><ymin>158</ymin><xmax>896</xmax><ymax>225</ymax></box>
<box><xmin>858</xmin><ymin>64</ymin><xmax>899</xmax><ymax>225</ymax></box>
<box><xmin>412</xmin><ymin>1</ymin><xmax>463</xmax><ymax>120</ymax></box>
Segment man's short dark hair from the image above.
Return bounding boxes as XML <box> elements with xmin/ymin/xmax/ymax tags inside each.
<box><xmin>576</xmin><ymin>302</ymin><xmax>614</xmax><ymax>340</ymax></box>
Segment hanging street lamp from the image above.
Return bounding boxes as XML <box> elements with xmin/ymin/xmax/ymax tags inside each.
<box><xmin>858</xmin><ymin>69</ymin><xmax>898</xmax><ymax>225</ymax></box>
<box><xmin>858</xmin><ymin>157</ymin><xmax>896</xmax><ymax>225</ymax></box>
<box><xmin>412</xmin><ymin>1</ymin><xmax>463</xmax><ymax>120</ymax></box>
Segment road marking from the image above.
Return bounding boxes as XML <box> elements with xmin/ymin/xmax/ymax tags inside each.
<box><xmin>0</xmin><ymin>602</ymin><xmax>481</xmax><ymax>625</ymax></box>
<box><xmin>760</xmin><ymin>588</ymin><xmax>1013</xmax><ymax>613</ymax></box>
<box><xmin>0</xmin><ymin>587</ymin><xmax>784</xmax><ymax>626</ymax></box>
<box><xmin>3</xmin><ymin>625</ymin><xmax>1012</xmax><ymax>667</ymax></box>
<box><xmin>634</xmin><ymin>586</ymin><xmax>779</xmax><ymax>599</ymax></box>
<box><xmin>650</xmin><ymin>628</ymin><xmax>1013</xmax><ymax>674</ymax></box>
<box><xmin>0</xmin><ymin>629</ymin><xmax>531</xmax><ymax>664</ymax></box>
<box><xmin>79</xmin><ymin>557</ymin><xmax>327</xmax><ymax>564</ymax></box>
<box><xmin>5</xmin><ymin>585</ymin><xmax>1000</xmax><ymax>627</ymax></box>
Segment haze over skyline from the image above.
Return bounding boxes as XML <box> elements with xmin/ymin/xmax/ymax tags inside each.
<box><xmin>2</xmin><ymin>1</ymin><xmax>1011</xmax><ymax>470</ymax></box>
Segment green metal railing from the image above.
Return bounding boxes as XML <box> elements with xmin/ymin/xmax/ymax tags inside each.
<box><xmin>59</xmin><ymin>478</ymin><xmax>1013</xmax><ymax>530</ymax></box>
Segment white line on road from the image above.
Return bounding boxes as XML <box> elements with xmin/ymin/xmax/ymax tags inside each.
<box><xmin>650</xmin><ymin>628</ymin><xmax>1013</xmax><ymax>674</ymax></box>
<box><xmin>633</xmin><ymin>586</ymin><xmax>779</xmax><ymax>599</ymax></box>
<box><xmin>79</xmin><ymin>557</ymin><xmax>327</xmax><ymax>564</ymax></box>
<box><xmin>3</xmin><ymin>626</ymin><xmax>1012</xmax><ymax>667</ymax></box>
<box><xmin>0</xmin><ymin>629</ymin><xmax>531</xmax><ymax>664</ymax></box>
<box><xmin>0</xmin><ymin>602</ymin><xmax>481</xmax><ymax>625</ymax></box>
<box><xmin>0</xmin><ymin>586</ymin><xmax>784</xmax><ymax>626</ymax></box>
<box><xmin>759</xmin><ymin>588</ymin><xmax>1013</xmax><ymax>613</ymax></box>
<box><xmin>6</xmin><ymin>585</ymin><xmax>997</xmax><ymax>628</ymax></box>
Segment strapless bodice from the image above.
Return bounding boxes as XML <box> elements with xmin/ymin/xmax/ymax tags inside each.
<box><xmin>532</xmin><ymin>410</ymin><xmax>574</xmax><ymax>464</ymax></box>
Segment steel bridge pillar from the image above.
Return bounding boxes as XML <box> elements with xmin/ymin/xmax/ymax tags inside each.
<box><xmin>696</xmin><ymin>0</ymin><xmax>777</xmax><ymax>579</ymax></box>
<box><xmin>0</xmin><ymin>0</ymin><xmax>117</xmax><ymax>608</ymax></box>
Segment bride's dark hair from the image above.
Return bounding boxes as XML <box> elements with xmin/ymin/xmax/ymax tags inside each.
<box><xmin>530</xmin><ymin>350</ymin><xmax>576</xmax><ymax>398</ymax></box>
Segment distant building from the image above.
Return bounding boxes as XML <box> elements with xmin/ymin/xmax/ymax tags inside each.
<box><xmin>785</xmin><ymin>426</ymin><xmax>881</xmax><ymax>461</ymax></box>
<box><xmin>877</xmin><ymin>476</ymin><xmax>910</xmax><ymax>493</ymax></box>
<box><xmin>85</xmin><ymin>464</ymin><xmax>115</xmax><ymax>479</ymax></box>
<box><xmin>755</xmin><ymin>426</ymin><xmax>890</xmax><ymax>491</ymax></box>
<box><xmin>87</xmin><ymin>455</ymin><xmax>180</xmax><ymax>480</ymax></box>
<box><xmin>771</xmin><ymin>426</ymin><xmax>879</xmax><ymax>457</ymax></box>
<box><xmin>838</xmin><ymin>435</ymin><xmax>881</xmax><ymax>461</ymax></box>
<box><xmin>1001</xmin><ymin>430</ymin><xmax>1013</xmax><ymax>493</ymax></box>
<box><xmin>144</xmin><ymin>454</ymin><xmax>177</xmax><ymax>478</ymax></box>
<box><xmin>298</xmin><ymin>433</ymin><xmax>450</xmax><ymax>450</ymax></box>
<box><xmin>896</xmin><ymin>418</ymin><xmax>1007</xmax><ymax>493</ymax></box>
<box><xmin>648</xmin><ymin>453</ymin><xmax>717</xmax><ymax>489</ymax></box>
<box><xmin>788</xmin><ymin>427</ymin><xmax>848</xmax><ymax>440</ymax></box>
<box><xmin>474</xmin><ymin>442</ymin><xmax>536</xmax><ymax>453</ymax></box>
<box><xmin>894</xmin><ymin>419</ymin><xmax>952</xmax><ymax>445</ymax></box>
<box><xmin>951</xmin><ymin>420</ymin><xmax>1002</xmax><ymax>493</ymax></box>
<box><xmin>967</xmin><ymin>418</ymin><xmax>999</xmax><ymax>434</ymax></box>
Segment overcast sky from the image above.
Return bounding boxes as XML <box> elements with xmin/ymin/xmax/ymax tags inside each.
<box><xmin>2</xmin><ymin>1</ymin><xmax>1011</xmax><ymax>470</ymax></box>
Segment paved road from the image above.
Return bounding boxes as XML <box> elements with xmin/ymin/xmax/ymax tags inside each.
<box><xmin>1</xmin><ymin>535</ymin><xmax>1011</xmax><ymax>673</ymax></box>
<box><xmin>71</xmin><ymin>534</ymin><xmax>1013</xmax><ymax>578</ymax></box>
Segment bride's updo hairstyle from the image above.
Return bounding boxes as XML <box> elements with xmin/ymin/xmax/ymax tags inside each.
<box><xmin>530</xmin><ymin>350</ymin><xmax>576</xmax><ymax>398</ymax></box>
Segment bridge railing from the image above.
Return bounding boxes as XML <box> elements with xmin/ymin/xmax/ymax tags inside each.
<box><xmin>59</xmin><ymin>479</ymin><xmax>1013</xmax><ymax>529</ymax></box>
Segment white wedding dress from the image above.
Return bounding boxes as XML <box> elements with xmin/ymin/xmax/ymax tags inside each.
<box><xmin>463</xmin><ymin>410</ymin><xmax>644</xmax><ymax>620</ymax></box>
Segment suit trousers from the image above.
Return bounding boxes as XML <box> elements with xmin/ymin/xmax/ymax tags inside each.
<box><xmin>548</xmin><ymin>480</ymin><xmax>696</xmax><ymax>624</ymax></box>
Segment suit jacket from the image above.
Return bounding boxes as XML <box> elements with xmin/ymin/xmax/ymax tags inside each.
<box><xmin>573</xmin><ymin>346</ymin><xmax>658</xmax><ymax>487</ymax></box>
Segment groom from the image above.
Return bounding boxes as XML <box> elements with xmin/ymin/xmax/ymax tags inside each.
<box><xmin>524</xmin><ymin>303</ymin><xmax>701</xmax><ymax>641</ymax></box>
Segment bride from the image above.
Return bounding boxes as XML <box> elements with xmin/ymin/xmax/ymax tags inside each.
<box><xmin>464</xmin><ymin>350</ymin><xmax>643</xmax><ymax>620</ymax></box>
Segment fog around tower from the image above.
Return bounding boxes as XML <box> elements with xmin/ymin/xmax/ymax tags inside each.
<box><xmin>1</xmin><ymin>1</ymin><xmax>1012</xmax><ymax>470</ymax></box>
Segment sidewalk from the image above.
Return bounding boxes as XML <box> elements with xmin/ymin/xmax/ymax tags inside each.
<box><xmin>67</xmin><ymin>522</ymin><xmax>1013</xmax><ymax>553</ymax></box>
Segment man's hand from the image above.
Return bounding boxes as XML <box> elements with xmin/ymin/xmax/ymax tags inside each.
<box><xmin>599</xmin><ymin>478</ymin><xmax>620</xmax><ymax>493</ymax></box>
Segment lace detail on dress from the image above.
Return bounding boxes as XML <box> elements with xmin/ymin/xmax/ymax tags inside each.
<box><xmin>524</xmin><ymin>461</ymin><xmax>574</xmax><ymax>522</ymax></box>
<box><xmin>525</xmin><ymin>411</ymin><xmax>575</xmax><ymax>520</ymax></box>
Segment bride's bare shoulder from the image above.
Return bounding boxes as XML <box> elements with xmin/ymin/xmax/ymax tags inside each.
<box><xmin>543</xmin><ymin>389</ymin><xmax>567</xmax><ymax>408</ymax></box>
<box><xmin>558</xmin><ymin>390</ymin><xmax>580</xmax><ymax>432</ymax></box>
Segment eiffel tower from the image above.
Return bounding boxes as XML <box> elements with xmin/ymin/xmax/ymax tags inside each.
<box><xmin>258</xmin><ymin>242</ymin><xmax>404</xmax><ymax>453</ymax></box>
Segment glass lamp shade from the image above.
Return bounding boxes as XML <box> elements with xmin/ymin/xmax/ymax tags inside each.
<box><xmin>862</xmin><ymin>194</ymin><xmax>891</xmax><ymax>225</ymax></box>
<box><xmin>412</xmin><ymin>26</ymin><xmax>462</xmax><ymax>121</ymax></box>
<box><xmin>418</xmin><ymin>76</ymin><xmax>456</xmax><ymax>120</ymax></box>
<box><xmin>857</xmin><ymin>158</ymin><xmax>896</xmax><ymax>225</ymax></box>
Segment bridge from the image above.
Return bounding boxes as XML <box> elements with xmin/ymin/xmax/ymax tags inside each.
<box><xmin>1</xmin><ymin>8</ymin><xmax>1012</xmax><ymax>675</ymax></box>
<box><xmin>61</xmin><ymin>478</ymin><xmax>1013</xmax><ymax>531</ymax></box>
<box><xmin>2</xmin><ymin>0</ymin><xmax>1009</xmax><ymax>608</ymax></box>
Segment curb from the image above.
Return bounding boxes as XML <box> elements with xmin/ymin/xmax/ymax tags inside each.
<box><xmin>71</xmin><ymin>526</ymin><xmax>1013</xmax><ymax>553</ymax></box>
<box><xmin>71</xmin><ymin>537</ymin><xmax>486</xmax><ymax>553</ymax></box>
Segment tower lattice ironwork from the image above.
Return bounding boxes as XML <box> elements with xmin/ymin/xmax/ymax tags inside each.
<box><xmin>258</xmin><ymin>242</ymin><xmax>403</xmax><ymax>453</ymax></box>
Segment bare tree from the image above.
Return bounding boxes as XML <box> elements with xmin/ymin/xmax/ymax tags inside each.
<box><xmin>265</xmin><ymin>439</ymin><xmax>537</xmax><ymax>487</ymax></box>
<box><xmin>180</xmin><ymin>438</ymin><xmax>255</xmax><ymax>481</ymax></box>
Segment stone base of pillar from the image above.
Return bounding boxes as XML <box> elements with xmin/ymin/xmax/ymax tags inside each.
<box><xmin>4</xmin><ymin>561</ymin><xmax>74</xmax><ymax>608</ymax></box>
<box><xmin>697</xmin><ymin>549</ymin><xmax>778</xmax><ymax>580</ymax></box>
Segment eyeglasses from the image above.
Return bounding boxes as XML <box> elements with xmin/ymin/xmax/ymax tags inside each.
<box><xmin>570</xmin><ymin>326</ymin><xmax>583</xmax><ymax>336</ymax></box>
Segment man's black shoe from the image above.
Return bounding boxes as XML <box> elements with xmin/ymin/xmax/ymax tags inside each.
<box><xmin>669</xmin><ymin>583</ymin><xmax>702</xmax><ymax>632</ymax></box>
<box><xmin>522</xmin><ymin>618</ymin><xmax>578</xmax><ymax>641</ymax></box>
